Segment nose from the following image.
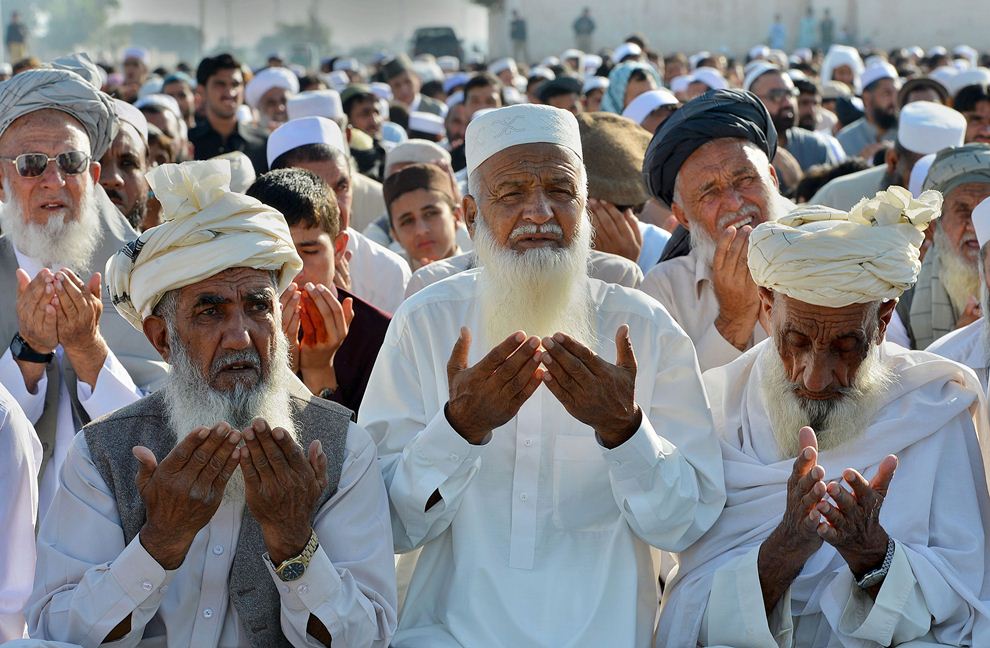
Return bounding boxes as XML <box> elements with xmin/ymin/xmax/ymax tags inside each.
<box><xmin>38</xmin><ymin>159</ymin><xmax>68</xmax><ymax>189</ymax></box>
<box><xmin>801</xmin><ymin>352</ymin><xmax>835</xmax><ymax>394</ymax></box>
<box><xmin>99</xmin><ymin>162</ymin><xmax>123</xmax><ymax>190</ymax></box>
<box><xmin>521</xmin><ymin>187</ymin><xmax>554</xmax><ymax>225</ymax></box>
<box><xmin>220</xmin><ymin>310</ymin><xmax>252</xmax><ymax>351</ymax></box>
<box><xmin>719</xmin><ymin>187</ymin><xmax>745</xmax><ymax>214</ymax></box>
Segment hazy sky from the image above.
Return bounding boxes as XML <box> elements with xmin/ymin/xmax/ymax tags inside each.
<box><xmin>111</xmin><ymin>0</ymin><xmax>489</xmax><ymax>55</ymax></box>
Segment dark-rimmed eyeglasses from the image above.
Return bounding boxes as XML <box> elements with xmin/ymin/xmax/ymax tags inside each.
<box><xmin>0</xmin><ymin>151</ymin><xmax>91</xmax><ymax>178</ymax></box>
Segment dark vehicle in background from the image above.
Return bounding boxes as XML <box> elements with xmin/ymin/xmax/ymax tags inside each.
<box><xmin>411</xmin><ymin>26</ymin><xmax>464</xmax><ymax>60</ymax></box>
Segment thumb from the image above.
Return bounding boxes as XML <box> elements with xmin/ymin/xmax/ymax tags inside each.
<box><xmin>798</xmin><ymin>426</ymin><xmax>818</xmax><ymax>454</ymax></box>
<box><xmin>871</xmin><ymin>454</ymin><xmax>898</xmax><ymax>495</ymax></box>
<box><xmin>88</xmin><ymin>272</ymin><xmax>102</xmax><ymax>298</ymax></box>
<box><xmin>614</xmin><ymin>324</ymin><xmax>637</xmax><ymax>370</ymax></box>
<box><xmin>447</xmin><ymin>326</ymin><xmax>471</xmax><ymax>377</ymax></box>
<box><xmin>15</xmin><ymin>268</ymin><xmax>30</xmax><ymax>294</ymax></box>
<box><xmin>132</xmin><ymin>446</ymin><xmax>158</xmax><ymax>492</ymax></box>
<box><xmin>342</xmin><ymin>297</ymin><xmax>355</xmax><ymax>327</ymax></box>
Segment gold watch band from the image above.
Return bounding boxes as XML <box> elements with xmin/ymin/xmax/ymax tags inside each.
<box><xmin>272</xmin><ymin>530</ymin><xmax>320</xmax><ymax>579</ymax></box>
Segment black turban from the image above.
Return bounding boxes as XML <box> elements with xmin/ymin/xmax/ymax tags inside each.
<box><xmin>643</xmin><ymin>88</ymin><xmax>777</xmax><ymax>206</ymax></box>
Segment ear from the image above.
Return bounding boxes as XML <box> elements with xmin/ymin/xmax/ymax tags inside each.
<box><xmin>670</xmin><ymin>200</ymin><xmax>690</xmax><ymax>229</ymax></box>
<box><xmin>142</xmin><ymin>315</ymin><xmax>171</xmax><ymax>362</ymax></box>
<box><xmin>876</xmin><ymin>299</ymin><xmax>897</xmax><ymax>342</ymax></box>
<box><xmin>463</xmin><ymin>194</ymin><xmax>478</xmax><ymax>235</ymax></box>
<box><xmin>766</xmin><ymin>163</ymin><xmax>780</xmax><ymax>190</ymax></box>
<box><xmin>758</xmin><ymin>287</ymin><xmax>776</xmax><ymax>325</ymax></box>
<box><xmin>90</xmin><ymin>161</ymin><xmax>102</xmax><ymax>185</ymax></box>
<box><xmin>333</xmin><ymin>230</ymin><xmax>349</xmax><ymax>257</ymax></box>
<box><xmin>884</xmin><ymin>147</ymin><xmax>898</xmax><ymax>176</ymax></box>
<box><xmin>344</xmin><ymin>125</ymin><xmax>353</xmax><ymax>146</ymax></box>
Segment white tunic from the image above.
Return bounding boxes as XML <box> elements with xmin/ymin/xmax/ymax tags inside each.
<box><xmin>359</xmin><ymin>269</ymin><xmax>725</xmax><ymax>647</ymax></box>
<box><xmin>927</xmin><ymin>319</ymin><xmax>988</xmax><ymax>393</ymax></box>
<box><xmin>344</xmin><ymin>228</ymin><xmax>411</xmax><ymax>315</ymax></box>
<box><xmin>658</xmin><ymin>341</ymin><xmax>990</xmax><ymax>648</ymax></box>
<box><xmin>640</xmin><ymin>250</ymin><xmax>768</xmax><ymax>372</ymax></box>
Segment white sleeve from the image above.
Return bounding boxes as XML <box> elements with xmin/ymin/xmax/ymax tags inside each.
<box><xmin>75</xmin><ymin>348</ymin><xmax>142</xmax><ymax>420</ymax></box>
<box><xmin>0</xmin><ymin>348</ymin><xmax>46</xmax><ymax>424</ymax></box>
<box><xmin>885</xmin><ymin>310</ymin><xmax>911</xmax><ymax>348</ymax></box>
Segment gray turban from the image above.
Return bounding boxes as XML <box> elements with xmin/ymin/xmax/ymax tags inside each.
<box><xmin>0</xmin><ymin>52</ymin><xmax>117</xmax><ymax>159</ymax></box>
<box><xmin>922</xmin><ymin>143</ymin><xmax>990</xmax><ymax>198</ymax></box>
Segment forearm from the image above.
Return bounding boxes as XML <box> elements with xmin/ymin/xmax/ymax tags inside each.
<box><xmin>65</xmin><ymin>336</ymin><xmax>109</xmax><ymax>391</ymax></box>
<box><xmin>13</xmin><ymin>356</ymin><xmax>46</xmax><ymax>394</ymax></box>
<box><xmin>758</xmin><ymin>532</ymin><xmax>811</xmax><ymax>614</ymax></box>
<box><xmin>74</xmin><ymin>345</ymin><xmax>142</xmax><ymax>420</ymax></box>
<box><xmin>714</xmin><ymin>310</ymin><xmax>759</xmax><ymax>352</ymax></box>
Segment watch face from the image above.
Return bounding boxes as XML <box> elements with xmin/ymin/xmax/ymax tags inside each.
<box><xmin>279</xmin><ymin>562</ymin><xmax>305</xmax><ymax>581</ymax></box>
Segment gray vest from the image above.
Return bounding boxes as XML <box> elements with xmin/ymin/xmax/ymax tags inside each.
<box><xmin>84</xmin><ymin>384</ymin><xmax>351</xmax><ymax>648</ymax></box>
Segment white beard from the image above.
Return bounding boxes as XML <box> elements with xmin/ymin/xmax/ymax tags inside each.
<box><xmin>686</xmin><ymin>194</ymin><xmax>786</xmax><ymax>269</ymax></box>
<box><xmin>0</xmin><ymin>179</ymin><xmax>102</xmax><ymax>273</ymax></box>
<box><xmin>935</xmin><ymin>227</ymin><xmax>980</xmax><ymax>314</ymax></box>
<box><xmin>473</xmin><ymin>213</ymin><xmax>596</xmax><ymax>348</ymax></box>
<box><xmin>163</xmin><ymin>324</ymin><xmax>297</xmax><ymax>503</ymax></box>
<box><xmin>761</xmin><ymin>343</ymin><xmax>894</xmax><ymax>459</ymax></box>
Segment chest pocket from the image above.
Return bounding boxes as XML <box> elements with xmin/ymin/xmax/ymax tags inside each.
<box><xmin>552</xmin><ymin>434</ymin><xmax>618</xmax><ymax>531</ymax></box>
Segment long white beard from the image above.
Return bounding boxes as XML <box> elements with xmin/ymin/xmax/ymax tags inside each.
<box><xmin>0</xmin><ymin>179</ymin><xmax>102</xmax><ymax>273</ymax></box>
<box><xmin>761</xmin><ymin>343</ymin><xmax>894</xmax><ymax>459</ymax></box>
<box><xmin>935</xmin><ymin>228</ymin><xmax>980</xmax><ymax>314</ymax></box>
<box><xmin>163</xmin><ymin>325</ymin><xmax>298</xmax><ymax>503</ymax></box>
<box><xmin>473</xmin><ymin>213</ymin><xmax>596</xmax><ymax>348</ymax></box>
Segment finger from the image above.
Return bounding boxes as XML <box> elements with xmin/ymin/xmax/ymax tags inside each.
<box><xmin>270</xmin><ymin>424</ymin><xmax>309</xmax><ymax>474</ymax></box>
<box><xmin>446</xmin><ymin>326</ymin><xmax>473</xmax><ymax>377</ymax></box>
<box><xmin>826</xmin><ymin>480</ymin><xmax>858</xmax><ymax>511</ymax></box>
<box><xmin>815</xmin><ymin>498</ymin><xmax>847</xmax><ymax>528</ymax></box>
<box><xmin>816</xmin><ymin>518</ymin><xmax>840</xmax><ymax>543</ymax></box>
<box><xmin>251</xmin><ymin>418</ymin><xmax>291</xmax><ymax>478</ymax></box>
<box><xmin>711</xmin><ymin>227</ymin><xmax>737</xmax><ymax>271</ymax></box>
<box><xmin>790</xmin><ymin>443</ymin><xmax>818</xmax><ymax>485</ymax></box>
<box><xmin>57</xmin><ymin>268</ymin><xmax>85</xmax><ymax>289</ymax></box>
<box><xmin>15</xmin><ymin>268</ymin><xmax>30</xmax><ymax>295</ymax></box>
<box><xmin>212</xmin><ymin>444</ymin><xmax>242</xmax><ymax>492</ymax></box>
<box><xmin>796</xmin><ymin>463</ymin><xmax>825</xmax><ymax>495</ymax></box>
<box><xmin>87</xmin><ymin>272</ymin><xmax>102</xmax><ymax>299</ymax></box>
<box><xmin>724</xmin><ymin>225</ymin><xmax>752</xmax><ymax>268</ymax></box>
<box><xmin>614</xmin><ymin>325</ymin><xmax>637</xmax><ymax>371</ymax></box>
<box><xmin>502</xmin><ymin>342</ymin><xmax>544</xmax><ymax>397</ymax></box>
<box><xmin>799</xmin><ymin>477</ymin><xmax>827</xmax><ymax>510</ymax></box>
<box><xmin>280</xmin><ymin>287</ymin><xmax>300</xmax><ymax>320</ymax></box>
<box><xmin>301</xmin><ymin>290</ymin><xmax>328</xmax><ymax>341</ymax></box>
<box><xmin>298</xmin><ymin>299</ymin><xmax>318</xmax><ymax>344</ymax></box>
<box><xmin>542</xmin><ymin>335</ymin><xmax>594</xmax><ymax>386</ymax></box>
<box><xmin>187</xmin><ymin>422</ymin><xmax>235</xmax><ymax>472</ymax></box>
<box><xmin>341</xmin><ymin>296</ymin><xmax>355</xmax><ymax>328</ymax></box>
<box><xmin>161</xmin><ymin>426</ymin><xmax>212</xmax><ymax>470</ymax></box>
<box><xmin>194</xmin><ymin>427</ymin><xmax>241</xmax><ymax>485</ymax></box>
<box><xmin>622</xmin><ymin>209</ymin><xmax>643</xmax><ymax>245</ymax></box>
<box><xmin>870</xmin><ymin>455</ymin><xmax>898</xmax><ymax>496</ymax></box>
<box><xmin>239</xmin><ymin>443</ymin><xmax>261</xmax><ymax>485</ymax></box>
<box><xmin>590</xmin><ymin>199</ymin><xmax>620</xmax><ymax>244</ymax></box>
<box><xmin>798</xmin><ymin>426</ymin><xmax>818</xmax><ymax>454</ymax></box>
<box><xmin>312</xmin><ymin>284</ymin><xmax>346</xmax><ymax>337</ymax></box>
<box><xmin>492</xmin><ymin>335</ymin><xmax>541</xmax><ymax>382</ymax></box>
<box><xmin>474</xmin><ymin>330</ymin><xmax>529</xmax><ymax>374</ymax></box>
<box><xmin>241</xmin><ymin>420</ymin><xmax>274</xmax><ymax>482</ymax></box>
<box><xmin>54</xmin><ymin>271</ymin><xmax>82</xmax><ymax>318</ymax></box>
<box><xmin>280</xmin><ymin>282</ymin><xmax>299</xmax><ymax>308</ymax></box>
<box><xmin>511</xmin><ymin>367</ymin><xmax>545</xmax><ymax>406</ymax></box>
<box><xmin>842</xmin><ymin>468</ymin><xmax>874</xmax><ymax>502</ymax></box>
<box><xmin>552</xmin><ymin>332</ymin><xmax>598</xmax><ymax>366</ymax></box>
<box><xmin>542</xmin><ymin>364</ymin><xmax>576</xmax><ymax>403</ymax></box>
<box><xmin>132</xmin><ymin>446</ymin><xmax>158</xmax><ymax>492</ymax></box>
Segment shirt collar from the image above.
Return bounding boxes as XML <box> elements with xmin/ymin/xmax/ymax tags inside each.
<box><xmin>691</xmin><ymin>249</ymin><xmax>713</xmax><ymax>296</ymax></box>
<box><xmin>12</xmin><ymin>245</ymin><xmax>46</xmax><ymax>278</ymax></box>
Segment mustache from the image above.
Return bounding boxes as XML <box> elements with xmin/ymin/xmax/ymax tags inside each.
<box><xmin>104</xmin><ymin>188</ymin><xmax>125</xmax><ymax>203</ymax></box>
<box><xmin>509</xmin><ymin>222</ymin><xmax>564</xmax><ymax>242</ymax></box>
<box><xmin>717</xmin><ymin>203</ymin><xmax>761</xmax><ymax>229</ymax></box>
<box><xmin>209</xmin><ymin>348</ymin><xmax>262</xmax><ymax>380</ymax></box>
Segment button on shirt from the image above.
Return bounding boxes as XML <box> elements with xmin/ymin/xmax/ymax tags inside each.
<box><xmin>29</xmin><ymin>423</ymin><xmax>397</xmax><ymax>647</ymax></box>
<box><xmin>359</xmin><ymin>270</ymin><xmax>725</xmax><ymax>647</ymax></box>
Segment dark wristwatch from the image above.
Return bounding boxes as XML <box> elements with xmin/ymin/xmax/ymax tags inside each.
<box><xmin>10</xmin><ymin>333</ymin><xmax>54</xmax><ymax>364</ymax></box>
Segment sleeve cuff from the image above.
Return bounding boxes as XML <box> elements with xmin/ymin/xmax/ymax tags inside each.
<box><xmin>697</xmin><ymin>325</ymin><xmax>746</xmax><ymax>372</ymax></box>
<box><xmin>270</xmin><ymin>545</ymin><xmax>345</xmax><ymax>641</ymax></box>
<box><xmin>602</xmin><ymin>416</ymin><xmax>670</xmax><ymax>479</ymax></box>
<box><xmin>110</xmin><ymin>534</ymin><xmax>174</xmax><ymax>607</ymax></box>
<box><xmin>0</xmin><ymin>348</ymin><xmax>46</xmax><ymax>421</ymax></box>
<box><xmin>836</xmin><ymin>543</ymin><xmax>923</xmax><ymax>640</ymax></box>
<box><xmin>408</xmin><ymin>406</ymin><xmax>487</xmax><ymax>479</ymax></box>
<box><xmin>77</xmin><ymin>349</ymin><xmax>140</xmax><ymax>418</ymax></box>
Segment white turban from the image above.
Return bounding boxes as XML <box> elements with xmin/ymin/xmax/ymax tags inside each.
<box><xmin>245</xmin><ymin>67</ymin><xmax>299</xmax><ymax>108</ymax></box>
<box><xmin>106</xmin><ymin>160</ymin><xmax>302</xmax><ymax>330</ymax></box>
<box><xmin>748</xmin><ymin>186</ymin><xmax>942</xmax><ymax>307</ymax></box>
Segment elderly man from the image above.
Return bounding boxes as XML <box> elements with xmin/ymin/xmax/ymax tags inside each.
<box><xmin>0</xmin><ymin>54</ymin><xmax>167</xmax><ymax>521</ymax></box>
<box><xmin>267</xmin><ymin>116</ymin><xmax>411</xmax><ymax>314</ymax></box>
<box><xmin>360</xmin><ymin>103</ymin><xmax>725</xmax><ymax>647</ymax></box>
<box><xmin>640</xmin><ymin>89</ymin><xmax>784</xmax><ymax>371</ymax></box>
<box><xmin>381</xmin><ymin>54</ymin><xmax>445</xmax><ymax>117</ymax></box>
<box><xmin>100</xmin><ymin>99</ymin><xmax>150</xmax><ymax>229</ymax></box>
<box><xmin>245</xmin><ymin>66</ymin><xmax>299</xmax><ymax>132</ymax></box>
<box><xmin>658</xmin><ymin>189</ymin><xmax>990</xmax><ymax>647</ymax></box>
<box><xmin>837</xmin><ymin>62</ymin><xmax>900</xmax><ymax>159</ymax></box>
<box><xmin>899</xmin><ymin>144</ymin><xmax>990</xmax><ymax>349</ymax></box>
<box><xmin>29</xmin><ymin>159</ymin><xmax>397</xmax><ymax>646</ymax></box>
<box><xmin>928</xmin><ymin>196</ymin><xmax>990</xmax><ymax>390</ymax></box>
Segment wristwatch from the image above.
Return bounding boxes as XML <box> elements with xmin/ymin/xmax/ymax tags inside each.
<box><xmin>267</xmin><ymin>530</ymin><xmax>320</xmax><ymax>582</ymax></box>
<box><xmin>855</xmin><ymin>537</ymin><xmax>895</xmax><ymax>589</ymax></box>
<box><xmin>10</xmin><ymin>333</ymin><xmax>54</xmax><ymax>364</ymax></box>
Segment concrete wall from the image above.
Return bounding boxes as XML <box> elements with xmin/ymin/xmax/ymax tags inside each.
<box><xmin>489</xmin><ymin>0</ymin><xmax>985</xmax><ymax>62</ymax></box>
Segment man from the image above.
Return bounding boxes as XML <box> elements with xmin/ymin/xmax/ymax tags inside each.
<box><xmin>810</xmin><ymin>101</ymin><xmax>967</xmax><ymax>212</ymax></box>
<box><xmin>120</xmin><ymin>47</ymin><xmax>150</xmax><ymax>102</ymax></box>
<box><xmin>573</xmin><ymin>7</ymin><xmax>595</xmax><ymax>53</ymax></box>
<box><xmin>444</xmin><ymin>92</ymin><xmax>467</xmax><ymax>149</ymax></box>
<box><xmin>136</xmin><ymin>93</ymin><xmax>191</xmax><ymax>163</ymax></box>
<box><xmin>341</xmin><ymin>84</ymin><xmax>387</xmax><ymax>180</ymax></box>
<box><xmin>365</xmin><ymin>102</ymin><xmax>724</xmax><ymax>646</ymax></box>
<box><xmin>162</xmin><ymin>71</ymin><xmax>197</xmax><ymax>128</ymax></box>
<box><xmin>954</xmin><ymin>83</ymin><xmax>990</xmax><ymax>145</ymax></box>
<box><xmin>510</xmin><ymin>10</ymin><xmax>529</xmax><ymax>66</ymax></box>
<box><xmin>797</xmin><ymin>7</ymin><xmax>816</xmax><ymax>49</ymax></box>
<box><xmin>247</xmin><ymin>168</ymin><xmax>390</xmax><ymax>415</ymax></box>
<box><xmin>29</xmin><ymin>159</ymin><xmax>397</xmax><ymax>646</ymax></box>
<box><xmin>5</xmin><ymin>11</ymin><xmax>27</xmax><ymax>63</ymax></box>
<box><xmin>820</xmin><ymin>8</ymin><xmax>835</xmax><ymax>49</ymax></box>
<box><xmin>746</xmin><ymin>64</ymin><xmax>845</xmax><ymax>171</ymax></box>
<box><xmin>0</xmin><ymin>54</ymin><xmax>168</xmax><ymax>521</ymax></box>
<box><xmin>463</xmin><ymin>73</ymin><xmax>503</xmax><ymax>121</ymax></box>
<box><xmin>190</xmin><ymin>53</ymin><xmax>269</xmax><ymax>174</ymax></box>
<box><xmin>245</xmin><ymin>66</ymin><xmax>299</xmax><ymax>132</ymax></box>
<box><xmin>383</xmin><ymin>163</ymin><xmax>462</xmax><ymax>270</ymax></box>
<box><xmin>622</xmin><ymin>88</ymin><xmax>680</xmax><ymax>135</ymax></box>
<box><xmin>536</xmin><ymin>76</ymin><xmax>583</xmax><ymax>114</ymax></box>
<box><xmin>837</xmin><ymin>62</ymin><xmax>900</xmax><ymax>159</ymax></box>
<box><xmin>100</xmin><ymin>99</ymin><xmax>150</xmax><ymax>229</ymax></box>
<box><xmin>794</xmin><ymin>78</ymin><xmax>835</xmax><ymax>133</ymax></box>
<box><xmin>928</xmin><ymin>196</ymin><xmax>990</xmax><ymax>390</ymax></box>
<box><xmin>382</xmin><ymin>54</ymin><xmax>445</xmax><ymax>117</ymax></box>
<box><xmin>658</xmin><ymin>190</ymin><xmax>990</xmax><ymax>647</ymax></box>
<box><xmin>267</xmin><ymin>116</ymin><xmax>411</xmax><ymax>314</ymax></box>
<box><xmin>640</xmin><ymin>89</ymin><xmax>782</xmax><ymax>371</ymax></box>
<box><xmin>900</xmin><ymin>144</ymin><xmax>990</xmax><ymax>349</ymax></box>
<box><xmin>582</xmin><ymin>76</ymin><xmax>608</xmax><ymax>113</ymax></box>
<box><xmin>898</xmin><ymin>76</ymin><xmax>949</xmax><ymax>108</ymax></box>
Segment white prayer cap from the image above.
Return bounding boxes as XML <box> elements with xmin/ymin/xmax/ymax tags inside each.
<box><xmin>973</xmin><ymin>197</ymin><xmax>990</xmax><ymax>249</ymax></box>
<box><xmin>897</xmin><ymin>101</ymin><xmax>966</xmax><ymax>155</ymax></box>
<box><xmin>690</xmin><ymin>67</ymin><xmax>728</xmax><ymax>91</ymax></box>
<box><xmin>437</xmin><ymin>55</ymin><xmax>460</xmax><ymax>72</ymax></box>
<box><xmin>287</xmin><ymin>90</ymin><xmax>343</xmax><ymax>121</ymax></box>
<box><xmin>562</xmin><ymin>48</ymin><xmax>584</xmax><ymax>61</ymax></box>
<box><xmin>529</xmin><ymin>66</ymin><xmax>555</xmax><ymax>82</ymax></box>
<box><xmin>950</xmin><ymin>68</ymin><xmax>990</xmax><ymax>97</ymax></box>
<box><xmin>742</xmin><ymin>62</ymin><xmax>782</xmax><ymax>92</ymax></box>
<box><xmin>445</xmin><ymin>90</ymin><xmax>464</xmax><ymax>108</ymax></box>
<box><xmin>137</xmin><ymin>77</ymin><xmax>163</xmax><ymax>99</ymax></box>
<box><xmin>266</xmin><ymin>116</ymin><xmax>345</xmax><ymax>168</ymax></box>
<box><xmin>582</xmin><ymin>76</ymin><xmax>609</xmax><ymax>94</ymax></box>
<box><xmin>408</xmin><ymin>111</ymin><xmax>445</xmax><ymax>136</ymax></box>
<box><xmin>929</xmin><ymin>66</ymin><xmax>959</xmax><ymax>92</ymax></box>
<box><xmin>328</xmin><ymin>71</ymin><xmax>349</xmax><ymax>91</ymax></box>
<box><xmin>245</xmin><ymin>67</ymin><xmax>299</xmax><ymax>108</ymax></box>
<box><xmin>749</xmin><ymin>187</ymin><xmax>942</xmax><ymax>308</ymax></box>
<box><xmin>863</xmin><ymin>55</ymin><xmax>886</xmax><ymax>68</ymax></box>
<box><xmin>622</xmin><ymin>89</ymin><xmax>679</xmax><ymax>125</ymax></box>
<box><xmin>123</xmin><ymin>47</ymin><xmax>149</xmax><ymax>64</ymax></box>
<box><xmin>385</xmin><ymin>139</ymin><xmax>451</xmax><ymax>177</ymax></box>
<box><xmin>332</xmin><ymin>57</ymin><xmax>359</xmax><ymax>72</ymax></box>
<box><xmin>443</xmin><ymin>72</ymin><xmax>470</xmax><ymax>95</ymax></box>
<box><xmin>786</xmin><ymin>69</ymin><xmax>808</xmax><ymax>83</ymax></box>
<box><xmin>583</xmin><ymin>54</ymin><xmax>603</xmax><ymax>73</ymax></box>
<box><xmin>134</xmin><ymin>93</ymin><xmax>182</xmax><ymax>124</ymax></box>
<box><xmin>669</xmin><ymin>75</ymin><xmax>692</xmax><ymax>95</ymax></box>
<box><xmin>413</xmin><ymin>60</ymin><xmax>444</xmax><ymax>84</ymax></box>
<box><xmin>793</xmin><ymin>48</ymin><xmax>813</xmax><ymax>63</ymax></box>
<box><xmin>748</xmin><ymin>44</ymin><xmax>770</xmax><ymax>61</ymax></box>
<box><xmin>861</xmin><ymin>61</ymin><xmax>899</xmax><ymax>91</ymax></box>
<box><xmin>954</xmin><ymin>45</ymin><xmax>979</xmax><ymax>67</ymax></box>
<box><xmin>541</xmin><ymin>56</ymin><xmax>561</xmax><ymax>68</ymax></box>
<box><xmin>908</xmin><ymin>153</ymin><xmax>936</xmax><ymax>198</ymax></box>
<box><xmin>106</xmin><ymin>160</ymin><xmax>302</xmax><ymax>330</ymax></box>
<box><xmin>489</xmin><ymin>57</ymin><xmax>518</xmax><ymax>76</ymax></box>
<box><xmin>113</xmin><ymin>99</ymin><xmax>148</xmax><ymax>145</ymax></box>
<box><xmin>465</xmin><ymin>104</ymin><xmax>582</xmax><ymax>176</ymax></box>
<box><xmin>210</xmin><ymin>151</ymin><xmax>256</xmax><ymax>193</ymax></box>
<box><xmin>689</xmin><ymin>51</ymin><xmax>711</xmax><ymax>70</ymax></box>
<box><xmin>612</xmin><ymin>42</ymin><xmax>642</xmax><ymax>64</ymax></box>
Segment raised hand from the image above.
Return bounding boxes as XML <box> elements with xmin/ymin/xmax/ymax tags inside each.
<box><xmin>52</xmin><ymin>268</ymin><xmax>109</xmax><ymax>387</ymax></box>
<box><xmin>957</xmin><ymin>295</ymin><xmax>982</xmax><ymax>329</ymax></box>
<box><xmin>333</xmin><ymin>249</ymin><xmax>353</xmax><ymax>292</ymax></box>
<box><xmin>280</xmin><ymin>282</ymin><xmax>301</xmax><ymax>374</ymax></box>
<box><xmin>540</xmin><ymin>325</ymin><xmax>640</xmax><ymax>448</ymax></box>
<box><xmin>815</xmin><ymin>455</ymin><xmax>898</xmax><ymax>578</ymax></box>
<box><xmin>15</xmin><ymin>267</ymin><xmax>58</xmax><ymax>354</ymax></box>
<box><xmin>588</xmin><ymin>198</ymin><xmax>643</xmax><ymax>263</ymax></box>
<box><xmin>446</xmin><ymin>328</ymin><xmax>544</xmax><ymax>445</ymax></box>
<box><xmin>239</xmin><ymin>418</ymin><xmax>328</xmax><ymax>563</ymax></box>
<box><xmin>135</xmin><ymin>423</ymin><xmax>242</xmax><ymax>569</ymax></box>
<box><xmin>712</xmin><ymin>225</ymin><xmax>761</xmax><ymax>350</ymax></box>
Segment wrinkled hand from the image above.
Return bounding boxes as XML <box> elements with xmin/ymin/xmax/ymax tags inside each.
<box><xmin>589</xmin><ymin>198</ymin><xmax>643</xmax><ymax>263</ymax></box>
<box><xmin>957</xmin><ymin>296</ymin><xmax>982</xmax><ymax>329</ymax></box>
<box><xmin>446</xmin><ymin>328</ymin><xmax>544</xmax><ymax>444</ymax></box>
<box><xmin>815</xmin><ymin>455</ymin><xmax>897</xmax><ymax>578</ymax></box>
<box><xmin>712</xmin><ymin>225</ymin><xmax>760</xmax><ymax>350</ymax></box>
<box><xmin>15</xmin><ymin>268</ymin><xmax>58</xmax><ymax>353</ymax></box>
<box><xmin>299</xmin><ymin>282</ymin><xmax>354</xmax><ymax>370</ymax></box>
<box><xmin>239</xmin><ymin>418</ymin><xmax>328</xmax><ymax>564</ymax></box>
<box><xmin>541</xmin><ymin>326</ymin><xmax>640</xmax><ymax>448</ymax></box>
<box><xmin>52</xmin><ymin>269</ymin><xmax>104</xmax><ymax>353</ymax></box>
<box><xmin>333</xmin><ymin>249</ymin><xmax>353</xmax><ymax>292</ymax></box>
<box><xmin>280</xmin><ymin>282</ymin><xmax>302</xmax><ymax>374</ymax></box>
<box><xmin>767</xmin><ymin>427</ymin><xmax>827</xmax><ymax>559</ymax></box>
<box><xmin>135</xmin><ymin>423</ymin><xmax>243</xmax><ymax>569</ymax></box>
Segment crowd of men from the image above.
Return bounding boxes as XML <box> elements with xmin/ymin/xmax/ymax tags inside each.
<box><xmin>1</xmin><ymin>23</ymin><xmax>990</xmax><ymax>648</ymax></box>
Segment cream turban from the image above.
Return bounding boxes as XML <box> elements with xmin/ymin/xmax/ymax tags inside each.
<box><xmin>106</xmin><ymin>160</ymin><xmax>302</xmax><ymax>330</ymax></box>
<box><xmin>748</xmin><ymin>186</ymin><xmax>942</xmax><ymax>307</ymax></box>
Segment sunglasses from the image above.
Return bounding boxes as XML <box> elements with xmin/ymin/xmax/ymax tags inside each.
<box><xmin>0</xmin><ymin>151</ymin><xmax>91</xmax><ymax>178</ymax></box>
<box><xmin>763</xmin><ymin>88</ymin><xmax>799</xmax><ymax>103</ymax></box>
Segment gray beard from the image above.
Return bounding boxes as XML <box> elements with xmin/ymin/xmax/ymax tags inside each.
<box><xmin>0</xmin><ymin>179</ymin><xmax>102</xmax><ymax>273</ymax></box>
<box><xmin>163</xmin><ymin>323</ymin><xmax>297</xmax><ymax>503</ymax></box>
<box><xmin>935</xmin><ymin>229</ymin><xmax>980</xmax><ymax>314</ymax></box>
